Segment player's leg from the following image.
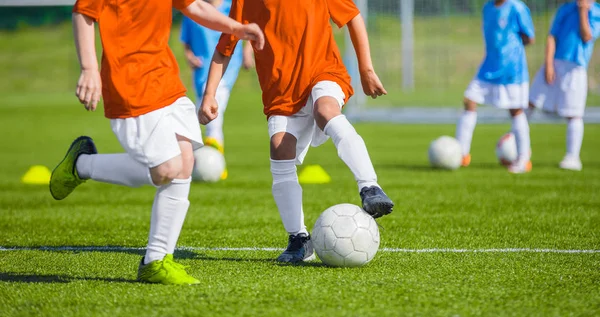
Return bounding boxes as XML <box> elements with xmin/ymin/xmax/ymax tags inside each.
<box><xmin>312</xmin><ymin>82</ymin><xmax>393</xmax><ymax>219</ymax></box>
<box><xmin>203</xmin><ymin>85</ymin><xmax>230</xmax><ymax>179</ymax></box>
<box><xmin>507</xmin><ymin>107</ymin><xmax>532</xmax><ymax>174</ymax></box>
<box><xmin>455</xmin><ymin>97</ymin><xmax>478</xmax><ymax>167</ymax></box>
<box><xmin>560</xmin><ymin>116</ymin><xmax>584</xmax><ymax>171</ymax></box>
<box><xmin>203</xmin><ymin>84</ymin><xmax>230</xmax><ymax>153</ymax></box>
<box><xmin>557</xmin><ymin>62</ymin><xmax>587</xmax><ymax>171</ymax></box>
<box><xmin>269</xmin><ymin>121</ymin><xmax>315</xmax><ymax>263</ymax></box>
<box><xmin>138</xmin><ymin>135</ymin><xmax>199</xmax><ymax>285</ymax></box>
<box><xmin>50</xmin><ymin>137</ymin><xmax>155</xmax><ymax>200</ymax></box>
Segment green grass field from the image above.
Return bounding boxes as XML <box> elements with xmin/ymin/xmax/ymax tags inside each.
<box><xmin>1</xmin><ymin>17</ymin><xmax>600</xmax><ymax>317</ymax></box>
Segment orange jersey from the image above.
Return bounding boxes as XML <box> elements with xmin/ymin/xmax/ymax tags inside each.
<box><xmin>216</xmin><ymin>0</ymin><xmax>359</xmax><ymax>118</ymax></box>
<box><xmin>73</xmin><ymin>0</ymin><xmax>194</xmax><ymax>119</ymax></box>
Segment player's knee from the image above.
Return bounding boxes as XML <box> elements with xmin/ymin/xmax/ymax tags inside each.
<box><xmin>151</xmin><ymin>157</ymin><xmax>183</xmax><ymax>185</ymax></box>
<box><xmin>270</xmin><ymin>132</ymin><xmax>297</xmax><ymax>160</ymax></box>
<box><xmin>463</xmin><ymin>98</ymin><xmax>477</xmax><ymax>111</ymax></box>
<box><xmin>510</xmin><ymin>108</ymin><xmax>524</xmax><ymax>117</ymax></box>
<box><xmin>314</xmin><ymin>97</ymin><xmax>342</xmax><ymax>130</ymax></box>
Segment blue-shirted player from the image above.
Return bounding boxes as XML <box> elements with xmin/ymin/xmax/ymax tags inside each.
<box><xmin>181</xmin><ymin>0</ymin><xmax>254</xmax><ymax>179</ymax></box>
<box><xmin>455</xmin><ymin>0</ymin><xmax>535</xmax><ymax>173</ymax></box>
<box><xmin>528</xmin><ymin>0</ymin><xmax>600</xmax><ymax>171</ymax></box>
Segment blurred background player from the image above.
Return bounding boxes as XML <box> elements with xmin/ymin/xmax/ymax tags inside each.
<box><xmin>528</xmin><ymin>0</ymin><xmax>600</xmax><ymax>171</ymax></box>
<box><xmin>199</xmin><ymin>0</ymin><xmax>394</xmax><ymax>264</ymax></box>
<box><xmin>180</xmin><ymin>0</ymin><xmax>255</xmax><ymax>180</ymax></box>
<box><xmin>49</xmin><ymin>0</ymin><xmax>263</xmax><ymax>284</ymax></box>
<box><xmin>455</xmin><ymin>0</ymin><xmax>535</xmax><ymax>174</ymax></box>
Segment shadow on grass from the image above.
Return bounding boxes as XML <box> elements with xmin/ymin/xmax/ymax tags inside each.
<box><xmin>2</xmin><ymin>246</ymin><xmax>200</xmax><ymax>260</ymax></box>
<box><xmin>0</xmin><ymin>272</ymin><xmax>136</xmax><ymax>284</ymax></box>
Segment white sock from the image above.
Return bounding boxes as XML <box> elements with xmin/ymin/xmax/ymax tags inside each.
<box><xmin>566</xmin><ymin>118</ymin><xmax>584</xmax><ymax>158</ymax></box>
<box><xmin>204</xmin><ymin>86</ymin><xmax>230</xmax><ymax>145</ymax></box>
<box><xmin>511</xmin><ymin>112</ymin><xmax>531</xmax><ymax>161</ymax></box>
<box><xmin>144</xmin><ymin>177</ymin><xmax>192</xmax><ymax>264</ymax></box>
<box><xmin>455</xmin><ymin>111</ymin><xmax>477</xmax><ymax>156</ymax></box>
<box><xmin>324</xmin><ymin>115</ymin><xmax>378</xmax><ymax>191</ymax></box>
<box><xmin>271</xmin><ymin>159</ymin><xmax>307</xmax><ymax>235</ymax></box>
<box><xmin>525</xmin><ymin>106</ymin><xmax>535</xmax><ymax>120</ymax></box>
<box><xmin>76</xmin><ymin>154</ymin><xmax>154</xmax><ymax>187</ymax></box>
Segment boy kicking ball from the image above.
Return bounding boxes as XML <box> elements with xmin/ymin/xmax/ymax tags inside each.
<box><xmin>528</xmin><ymin>0</ymin><xmax>600</xmax><ymax>171</ymax></box>
<box><xmin>199</xmin><ymin>0</ymin><xmax>394</xmax><ymax>263</ymax></box>
<box><xmin>50</xmin><ymin>0</ymin><xmax>263</xmax><ymax>285</ymax></box>
<box><xmin>455</xmin><ymin>0</ymin><xmax>535</xmax><ymax>174</ymax></box>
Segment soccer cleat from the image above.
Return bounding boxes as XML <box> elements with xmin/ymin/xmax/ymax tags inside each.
<box><xmin>461</xmin><ymin>154</ymin><xmax>471</xmax><ymax>167</ymax></box>
<box><xmin>137</xmin><ymin>254</ymin><xmax>200</xmax><ymax>285</ymax></box>
<box><xmin>508</xmin><ymin>159</ymin><xmax>532</xmax><ymax>174</ymax></box>
<box><xmin>49</xmin><ymin>136</ymin><xmax>97</xmax><ymax>200</ymax></box>
<box><xmin>203</xmin><ymin>137</ymin><xmax>224</xmax><ymax>154</ymax></box>
<box><xmin>360</xmin><ymin>186</ymin><xmax>394</xmax><ymax>218</ymax></box>
<box><xmin>203</xmin><ymin>137</ymin><xmax>228</xmax><ymax>180</ymax></box>
<box><xmin>559</xmin><ymin>155</ymin><xmax>582</xmax><ymax>171</ymax></box>
<box><xmin>276</xmin><ymin>233</ymin><xmax>316</xmax><ymax>263</ymax></box>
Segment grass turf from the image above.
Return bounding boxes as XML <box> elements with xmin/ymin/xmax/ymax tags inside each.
<box><xmin>1</xmin><ymin>16</ymin><xmax>600</xmax><ymax>317</ymax></box>
<box><xmin>0</xmin><ymin>92</ymin><xmax>599</xmax><ymax>315</ymax></box>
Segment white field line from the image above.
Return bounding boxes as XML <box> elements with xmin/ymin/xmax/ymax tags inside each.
<box><xmin>0</xmin><ymin>246</ymin><xmax>599</xmax><ymax>254</ymax></box>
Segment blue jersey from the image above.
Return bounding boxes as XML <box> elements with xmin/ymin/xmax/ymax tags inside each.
<box><xmin>477</xmin><ymin>0</ymin><xmax>535</xmax><ymax>85</ymax></box>
<box><xmin>550</xmin><ymin>2</ymin><xmax>600</xmax><ymax>68</ymax></box>
<box><xmin>180</xmin><ymin>1</ymin><xmax>243</xmax><ymax>96</ymax></box>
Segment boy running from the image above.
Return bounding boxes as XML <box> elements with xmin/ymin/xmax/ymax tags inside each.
<box><xmin>181</xmin><ymin>1</ymin><xmax>255</xmax><ymax>179</ymax></box>
<box><xmin>49</xmin><ymin>0</ymin><xmax>263</xmax><ymax>284</ymax></box>
<box><xmin>199</xmin><ymin>0</ymin><xmax>394</xmax><ymax>263</ymax></box>
<box><xmin>456</xmin><ymin>0</ymin><xmax>535</xmax><ymax>173</ymax></box>
<box><xmin>528</xmin><ymin>0</ymin><xmax>600</xmax><ymax>171</ymax></box>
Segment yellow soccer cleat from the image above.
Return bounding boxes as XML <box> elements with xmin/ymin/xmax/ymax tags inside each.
<box><xmin>137</xmin><ymin>254</ymin><xmax>200</xmax><ymax>285</ymax></box>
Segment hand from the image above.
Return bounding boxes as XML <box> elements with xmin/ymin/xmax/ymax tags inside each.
<box><xmin>185</xmin><ymin>50</ymin><xmax>202</xmax><ymax>69</ymax></box>
<box><xmin>578</xmin><ymin>0</ymin><xmax>592</xmax><ymax>11</ymax></box>
<box><xmin>360</xmin><ymin>69</ymin><xmax>387</xmax><ymax>99</ymax></box>
<box><xmin>545</xmin><ymin>65</ymin><xmax>556</xmax><ymax>85</ymax></box>
<box><xmin>234</xmin><ymin>23</ymin><xmax>265</xmax><ymax>51</ymax></box>
<box><xmin>199</xmin><ymin>95</ymin><xmax>219</xmax><ymax>125</ymax></box>
<box><xmin>76</xmin><ymin>68</ymin><xmax>102</xmax><ymax>111</ymax></box>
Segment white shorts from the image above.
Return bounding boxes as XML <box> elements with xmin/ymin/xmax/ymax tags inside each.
<box><xmin>530</xmin><ymin>60</ymin><xmax>587</xmax><ymax>118</ymax></box>
<box><xmin>464</xmin><ymin>79</ymin><xmax>529</xmax><ymax>109</ymax></box>
<box><xmin>267</xmin><ymin>81</ymin><xmax>345</xmax><ymax>165</ymax></box>
<box><xmin>110</xmin><ymin>97</ymin><xmax>203</xmax><ymax>168</ymax></box>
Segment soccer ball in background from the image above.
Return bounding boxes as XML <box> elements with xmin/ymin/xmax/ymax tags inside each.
<box><xmin>428</xmin><ymin>136</ymin><xmax>462</xmax><ymax>170</ymax></box>
<box><xmin>192</xmin><ymin>146</ymin><xmax>226</xmax><ymax>182</ymax></box>
<box><xmin>495</xmin><ymin>133</ymin><xmax>518</xmax><ymax>166</ymax></box>
<box><xmin>312</xmin><ymin>204</ymin><xmax>380</xmax><ymax>268</ymax></box>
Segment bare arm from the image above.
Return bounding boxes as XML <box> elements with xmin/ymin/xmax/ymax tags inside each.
<box><xmin>199</xmin><ymin>51</ymin><xmax>232</xmax><ymax>124</ymax></box>
<box><xmin>544</xmin><ymin>35</ymin><xmax>557</xmax><ymax>84</ymax></box>
<box><xmin>347</xmin><ymin>14</ymin><xmax>387</xmax><ymax>98</ymax></box>
<box><xmin>545</xmin><ymin>35</ymin><xmax>556</xmax><ymax>68</ymax></box>
<box><xmin>181</xmin><ymin>0</ymin><xmax>264</xmax><ymax>49</ymax></box>
<box><xmin>242</xmin><ymin>41</ymin><xmax>255</xmax><ymax>69</ymax></box>
<box><xmin>183</xmin><ymin>43</ymin><xmax>202</xmax><ymax>68</ymax></box>
<box><xmin>72</xmin><ymin>12</ymin><xmax>101</xmax><ymax>110</ymax></box>
<box><xmin>578</xmin><ymin>1</ymin><xmax>593</xmax><ymax>42</ymax></box>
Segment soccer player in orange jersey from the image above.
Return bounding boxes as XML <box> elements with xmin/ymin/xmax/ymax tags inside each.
<box><xmin>49</xmin><ymin>0</ymin><xmax>263</xmax><ymax>284</ymax></box>
<box><xmin>199</xmin><ymin>0</ymin><xmax>394</xmax><ymax>263</ymax></box>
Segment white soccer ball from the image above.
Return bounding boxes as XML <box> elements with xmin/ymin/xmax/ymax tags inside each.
<box><xmin>428</xmin><ymin>136</ymin><xmax>462</xmax><ymax>170</ymax></box>
<box><xmin>192</xmin><ymin>146</ymin><xmax>225</xmax><ymax>182</ymax></box>
<box><xmin>495</xmin><ymin>133</ymin><xmax>518</xmax><ymax>166</ymax></box>
<box><xmin>312</xmin><ymin>203</ymin><xmax>380</xmax><ymax>268</ymax></box>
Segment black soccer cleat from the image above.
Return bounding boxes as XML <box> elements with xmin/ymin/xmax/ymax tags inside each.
<box><xmin>360</xmin><ymin>186</ymin><xmax>394</xmax><ymax>218</ymax></box>
<box><xmin>276</xmin><ymin>233</ymin><xmax>316</xmax><ymax>264</ymax></box>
